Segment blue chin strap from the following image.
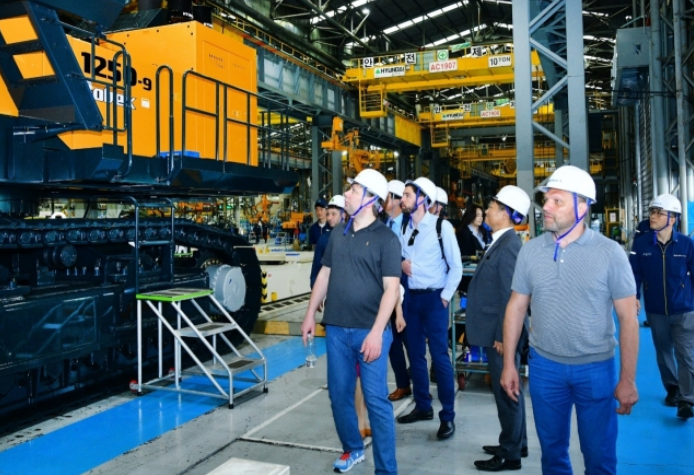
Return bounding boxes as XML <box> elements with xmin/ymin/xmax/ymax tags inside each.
<box><xmin>553</xmin><ymin>194</ymin><xmax>592</xmax><ymax>261</ymax></box>
<box><xmin>343</xmin><ymin>187</ymin><xmax>378</xmax><ymax>235</ymax></box>
<box><xmin>503</xmin><ymin>205</ymin><xmax>523</xmax><ymax>225</ymax></box>
<box><xmin>409</xmin><ymin>188</ymin><xmax>429</xmax><ymax>229</ymax></box>
<box><xmin>652</xmin><ymin>211</ymin><xmax>677</xmax><ymax>244</ymax></box>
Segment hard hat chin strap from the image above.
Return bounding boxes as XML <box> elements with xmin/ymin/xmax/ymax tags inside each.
<box><xmin>653</xmin><ymin>211</ymin><xmax>674</xmax><ymax>244</ymax></box>
<box><xmin>503</xmin><ymin>205</ymin><xmax>522</xmax><ymax>225</ymax></box>
<box><xmin>553</xmin><ymin>194</ymin><xmax>591</xmax><ymax>261</ymax></box>
<box><xmin>343</xmin><ymin>187</ymin><xmax>377</xmax><ymax>235</ymax></box>
<box><xmin>410</xmin><ymin>188</ymin><xmax>428</xmax><ymax>229</ymax></box>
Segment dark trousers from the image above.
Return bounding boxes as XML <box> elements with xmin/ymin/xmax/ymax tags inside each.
<box><xmin>405</xmin><ymin>290</ymin><xmax>455</xmax><ymax>421</ymax></box>
<box><xmin>389</xmin><ymin>324</ymin><xmax>410</xmax><ymax>389</ymax></box>
<box><xmin>486</xmin><ymin>345</ymin><xmax>527</xmax><ymax>460</ymax></box>
<box><xmin>646</xmin><ymin>311</ymin><xmax>694</xmax><ymax>403</ymax></box>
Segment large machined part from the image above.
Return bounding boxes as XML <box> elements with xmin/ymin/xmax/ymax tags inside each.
<box><xmin>0</xmin><ymin>217</ymin><xmax>260</xmax><ymax>417</ymax></box>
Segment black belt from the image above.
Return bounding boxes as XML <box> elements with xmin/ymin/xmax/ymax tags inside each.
<box><xmin>409</xmin><ymin>288</ymin><xmax>442</xmax><ymax>295</ymax></box>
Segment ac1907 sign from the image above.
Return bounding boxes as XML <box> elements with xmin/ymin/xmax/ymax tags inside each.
<box><xmin>480</xmin><ymin>109</ymin><xmax>501</xmax><ymax>118</ymax></box>
<box><xmin>428</xmin><ymin>60</ymin><xmax>457</xmax><ymax>73</ymax></box>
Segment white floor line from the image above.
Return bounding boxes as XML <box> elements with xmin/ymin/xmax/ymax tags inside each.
<box><xmin>240</xmin><ymin>436</ymin><xmax>343</xmax><ymax>454</ymax></box>
<box><xmin>241</xmin><ymin>388</ymin><xmax>323</xmax><ymax>439</ymax></box>
<box><xmin>238</xmin><ymin>384</ymin><xmax>415</xmax><ymax>454</ymax></box>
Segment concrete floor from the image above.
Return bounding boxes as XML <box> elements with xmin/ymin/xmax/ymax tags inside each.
<box><xmin>75</xmin><ymin>334</ymin><xmax>585</xmax><ymax>475</ymax></box>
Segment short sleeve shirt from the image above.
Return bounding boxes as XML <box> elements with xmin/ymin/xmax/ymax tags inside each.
<box><xmin>321</xmin><ymin>219</ymin><xmax>402</xmax><ymax>329</ymax></box>
<box><xmin>512</xmin><ymin>227</ymin><xmax>636</xmax><ymax>364</ymax></box>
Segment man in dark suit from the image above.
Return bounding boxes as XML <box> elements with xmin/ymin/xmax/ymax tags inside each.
<box><xmin>466</xmin><ymin>185</ymin><xmax>531</xmax><ymax>472</ymax></box>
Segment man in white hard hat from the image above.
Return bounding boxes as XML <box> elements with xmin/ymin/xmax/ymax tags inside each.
<box><xmin>301</xmin><ymin>169</ymin><xmax>401</xmax><ymax>475</ymax></box>
<box><xmin>429</xmin><ymin>186</ymin><xmax>448</xmax><ymax>217</ymax></box>
<box><xmin>500</xmin><ymin>165</ymin><xmax>639</xmax><ymax>475</ymax></box>
<box><xmin>385</xmin><ymin>180</ymin><xmax>406</xmax><ymax>231</ymax></box>
<box><xmin>466</xmin><ymin>186</ymin><xmax>531</xmax><ymax>471</ymax></box>
<box><xmin>396</xmin><ymin>177</ymin><xmax>463</xmax><ymax>441</ymax></box>
<box><xmin>309</xmin><ymin>195</ymin><xmax>344</xmax><ymax>288</ymax></box>
<box><xmin>630</xmin><ymin>193</ymin><xmax>694</xmax><ymax>420</ymax></box>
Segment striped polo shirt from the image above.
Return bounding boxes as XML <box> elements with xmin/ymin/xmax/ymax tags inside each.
<box><xmin>512</xmin><ymin>226</ymin><xmax>636</xmax><ymax>364</ymax></box>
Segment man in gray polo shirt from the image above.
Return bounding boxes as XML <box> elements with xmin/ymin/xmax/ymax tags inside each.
<box><xmin>500</xmin><ymin>165</ymin><xmax>639</xmax><ymax>475</ymax></box>
<box><xmin>301</xmin><ymin>169</ymin><xmax>402</xmax><ymax>475</ymax></box>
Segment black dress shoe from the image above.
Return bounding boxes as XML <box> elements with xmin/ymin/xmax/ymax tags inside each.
<box><xmin>474</xmin><ymin>455</ymin><xmax>521</xmax><ymax>472</ymax></box>
<box><xmin>482</xmin><ymin>445</ymin><xmax>528</xmax><ymax>458</ymax></box>
<box><xmin>677</xmin><ymin>401</ymin><xmax>693</xmax><ymax>420</ymax></box>
<box><xmin>436</xmin><ymin>420</ymin><xmax>455</xmax><ymax>439</ymax></box>
<box><xmin>397</xmin><ymin>407</ymin><xmax>434</xmax><ymax>424</ymax></box>
<box><xmin>665</xmin><ymin>385</ymin><xmax>680</xmax><ymax>407</ymax></box>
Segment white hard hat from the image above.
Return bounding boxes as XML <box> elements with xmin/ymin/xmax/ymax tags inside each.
<box><xmin>494</xmin><ymin>185</ymin><xmax>531</xmax><ymax>217</ymax></box>
<box><xmin>649</xmin><ymin>194</ymin><xmax>682</xmax><ymax>214</ymax></box>
<box><xmin>347</xmin><ymin>169</ymin><xmax>389</xmax><ymax>202</ymax></box>
<box><xmin>540</xmin><ymin>165</ymin><xmax>596</xmax><ymax>202</ymax></box>
<box><xmin>405</xmin><ymin>177</ymin><xmax>437</xmax><ymax>204</ymax></box>
<box><xmin>388</xmin><ymin>180</ymin><xmax>405</xmax><ymax>198</ymax></box>
<box><xmin>435</xmin><ymin>187</ymin><xmax>448</xmax><ymax>205</ymax></box>
<box><xmin>328</xmin><ymin>195</ymin><xmax>345</xmax><ymax>209</ymax></box>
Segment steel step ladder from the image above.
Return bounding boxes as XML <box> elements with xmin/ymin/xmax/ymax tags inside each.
<box><xmin>136</xmin><ymin>288</ymin><xmax>267</xmax><ymax>408</ymax></box>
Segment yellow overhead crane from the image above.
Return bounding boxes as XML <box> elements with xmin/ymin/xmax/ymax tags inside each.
<box><xmin>342</xmin><ymin>44</ymin><xmax>544</xmax><ymax>118</ymax></box>
<box><xmin>421</xmin><ymin>103</ymin><xmax>555</xmax><ymax>147</ymax></box>
<box><xmin>489</xmin><ymin>159</ymin><xmax>604</xmax><ymax>180</ymax></box>
<box><xmin>449</xmin><ymin>142</ymin><xmax>561</xmax><ymax>162</ymax></box>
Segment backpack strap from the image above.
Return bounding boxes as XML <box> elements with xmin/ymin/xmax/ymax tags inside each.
<box><xmin>436</xmin><ymin>216</ymin><xmax>450</xmax><ymax>272</ymax></box>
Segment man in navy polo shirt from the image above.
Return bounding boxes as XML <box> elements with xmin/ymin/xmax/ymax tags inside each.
<box><xmin>301</xmin><ymin>169</ymin><xmax>401</xmax><ymax>475</ymax></box>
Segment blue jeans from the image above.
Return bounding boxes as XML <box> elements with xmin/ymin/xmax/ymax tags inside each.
<box><xmin>326</xmin><ymin>325</ymin><xmax>397</xmax><ymax>475</ymax></box>
<box><xmin>405</xmin><ymin>290</ymin><xmax>455</xmax><ymax>421</ymax></box>
<box><xmin>528</xmin><ymin>348</ymin><xmax>618</xmax><ymax>475</ymax></box>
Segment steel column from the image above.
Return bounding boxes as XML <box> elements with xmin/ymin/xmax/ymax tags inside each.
<box><xmin>672</xmin><ymin>0</ymin><xmax>689</xmax><ymax>232</ymax></box>
<box><xmin>564</xmin><ymin>0</ymin><xmax>588</xmax><ymax>170</ymax></box>
<box><xmin>649</xmin><ymin>0</ymin><xmax>666</xmax><ymax>195</ymax></box>
<box><xmin>512</xmin><ymin>0</ymin><xmax>536</xmax><ymax>233</ymax></box>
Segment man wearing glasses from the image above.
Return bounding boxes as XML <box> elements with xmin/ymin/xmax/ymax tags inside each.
<box><xmin>396</xmin><ymin>177</ymin><xmax>463</xmax><ymax>440</ymax></box>
<box><xmin>630</xmin><ymin>194</ymin><xmax>694</xmax><ymax>420</ymax></box>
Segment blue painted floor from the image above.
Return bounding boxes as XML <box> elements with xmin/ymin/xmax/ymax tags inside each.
<box><xmin>0</xmin><ymin>337</ymin><xmax>326</xmax><ymax>475</ymax></box>
<box><xmin>617</xmin><ymin>313</ymin><xmax>694</xmax><ymax>475</ymax></box>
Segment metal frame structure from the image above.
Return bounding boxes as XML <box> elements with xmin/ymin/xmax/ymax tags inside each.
<box><xmin>512</xmin><ymin>0</ymin><xmax>589</xmax><ymax>233</ymax></box>
<box><xmin>650</xmin><ymin>0</ymin><xmax>693</xmax><ymax>233</ymax></box>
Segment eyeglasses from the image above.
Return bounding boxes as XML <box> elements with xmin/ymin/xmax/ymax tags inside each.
<box><xmin>408</xmin><ymin>229</ymin><xmax>419</xmax><ymax>246</ymax></box>
<box><xmin>648</xmin><ymin>209</ymin><xmax>668</xmax><ymax>217</ymax></box>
